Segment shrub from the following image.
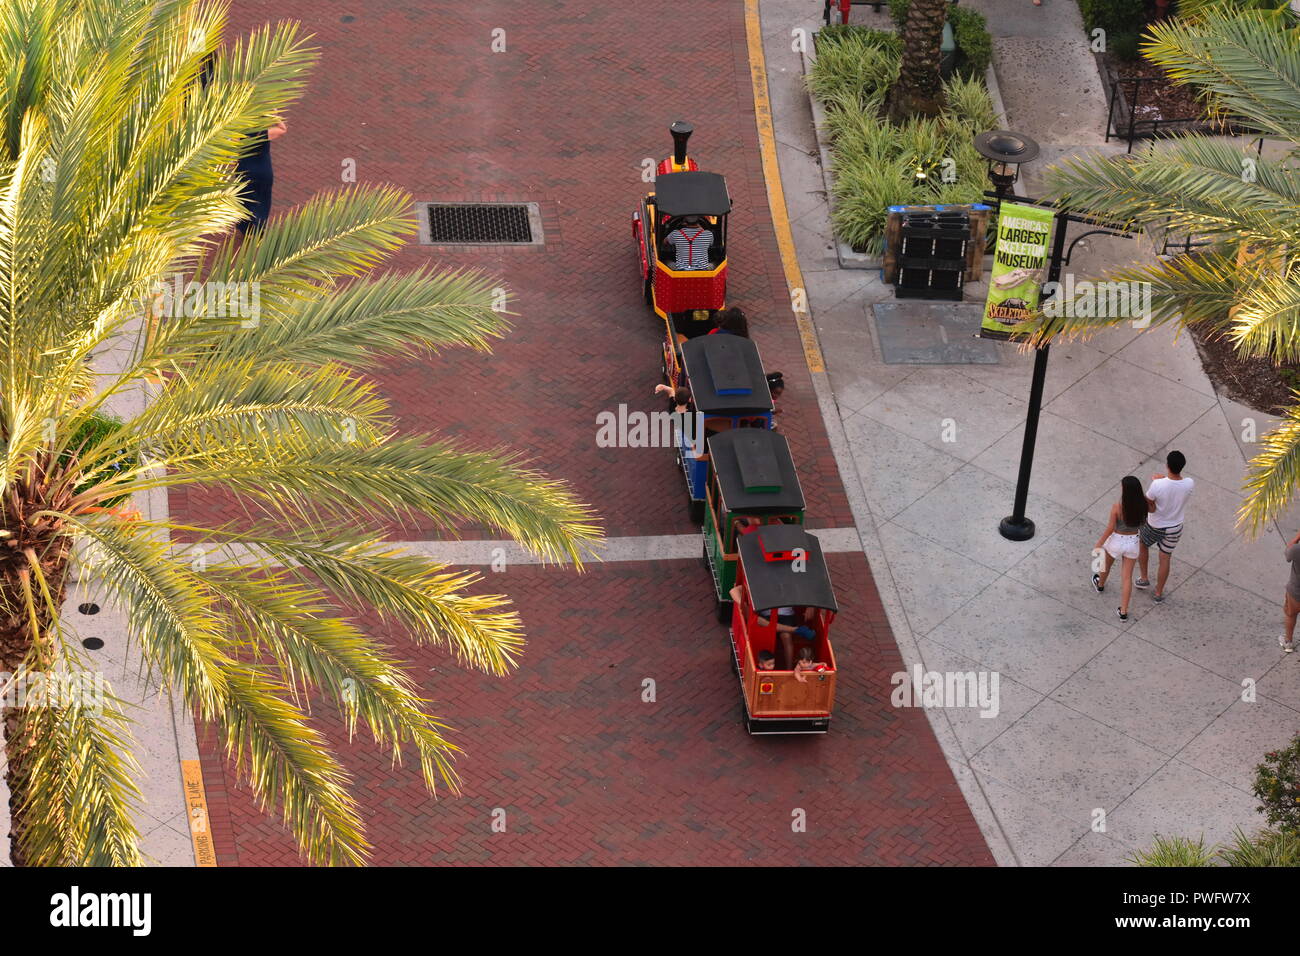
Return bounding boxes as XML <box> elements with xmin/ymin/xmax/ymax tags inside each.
<box><xmin>64</xmin><ymin>412</ymin><xmax>135</xmax><ymax>504</ymax></box>
<box><xmin>948</xmin><ymin>6</ymin><xmax>992</xmax><ymax>78</ymax></box>
<box><xmin>1108</xmin><ymin>30</ymin><xmax>1141</xmax><ymax>62</ymax></box>
<box><xmin>1127</xmin><ymin>834</ymin><xmax>1218</xmax><ymax>867</ymax></box>
<box><xmin>1217</xmin><ymin>828</ymin><xmax>1300</xmax><ymax>867</ymax></box>
<box><xmin>816</xmin><ymin>23</ymin><xmax>900</xmax><ymax>53</ymax></box>
<box><xmin>1253</xmin><ymin>734</ymin><xmax>1300</xmax><ymax>833</ymax></box>
<box><xmin>888</xmin><ymin>0</ymin><xmax>910</xmax><ymax>29</ymax></box>
<box><xmin>807</xmin><ymin>30</ymin><xmax>901</xmax><ymax>108</ymax></box>
<box><xmin>1079</xmin><ymin>0</ymin><xmax>1145</xmax><ymax>35</ymax></box>
<box><xmin>812</xmin><ymin>22</ymin><xmax>995</xmax><ymax>253</ymax></box>
<box><xmin>942</xmin><ymin>72</ymin><xmax>997</xmax><ymax>132</ymax></box>
<box><xmin>828</xmin><ymin>101</ymin><xmax>990</xmax><ymax>253</ymax></box>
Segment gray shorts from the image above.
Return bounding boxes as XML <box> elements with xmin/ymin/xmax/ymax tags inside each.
<box><xmin>1140</xmin><ymin>522</ymin><xmax>1182</xmax><ymax>554</ymax></box>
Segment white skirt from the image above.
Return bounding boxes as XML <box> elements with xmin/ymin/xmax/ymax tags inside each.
<box><xmin>1103</xmin><ymin>532</ymin><xmax>1140</xmax><ymax>561</ymax></box>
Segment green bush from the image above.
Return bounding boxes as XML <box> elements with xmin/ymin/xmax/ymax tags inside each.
<box><xmin>942</xmin><ymin>72</ymin><xmax>997</xmax><ymax>133</ymax></box>
<box><xmin>807</xmin><ymin>30</ymin><xmax>900</xmax><ymax>109</ymax></box>
<box><xmin>1130</xmin><ymin>828</ymin><xmax>1300</xmax><ymax>867</ymax></box>
<box><xmin>816</xmin><ymin>23</ymin><xmax>901</xmax><ymax>53</ymax></box>
<box><xmin>949</xmin><ymin>6</ymin><xmax>992</xmax><ymax>78</ymax></box>
<box><xmin>1108</xmin><ymin>30</ymin><xmax>1141</xmax><ymax>62</ymax></box>
<box><xmin>1079</xmin><ymin>0</ymin><xmax>1146</xmax><ymax>35</ymax></box>
<box><xmin>1217</xmin><ymin>828</ymin><xmax>1300</xmax><ymax>867</ymax></box>
<box><xmin>1127</xmin><ymin>834</ymin><xmax>1218</xmax><ymax>867</ymax></box>
<box><xmin>1253</xmin><ymin>733</ymin><xmax>1300</xmax><ymax>833</ymax></box>
<box><xmin>62</xmin><ymin>412</ymin><xmax>135</xmax><ymax>505</ymax></box>
<box><xmin>812</xmin><ymin>24</ymin><xmax>996</xmax><ymax>253</ymax></box>
<box><xmin>888</xmin><ymin>0</ymin><xmax>910</xmax><ymax>28</ymax></box>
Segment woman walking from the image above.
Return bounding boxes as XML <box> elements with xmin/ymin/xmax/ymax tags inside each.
<box><xmin>1093</xmin><ymin>476</ymin><xmax>1146</xmax><ymax>622</ymax></box>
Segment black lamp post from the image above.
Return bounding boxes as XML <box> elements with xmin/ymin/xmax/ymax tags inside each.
<box><xmin>974</xmin><ymin>129</ymin><xmax>1049</xmax><ymax>541</ymax></box>
<box><xmin>974</xmin><ymin>130</ymin><xmax>1039</xmax><ymax>199</ymax></box>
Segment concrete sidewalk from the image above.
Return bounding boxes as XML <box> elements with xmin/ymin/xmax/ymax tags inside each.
<box><xmin>761</xmin><ymin>0</ymin><xmax>1299</xmax><ymax>864</ymax></box>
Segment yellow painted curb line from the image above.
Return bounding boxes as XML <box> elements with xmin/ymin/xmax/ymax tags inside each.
<box><xmin>181</xmin><ymin>759</ymin><xmax>218</xmax><ymax>866</ymax></box>
<box><xmin>743</xmin><ymin>0</ymin><xmax>825</xmax><ymax>374</ymax></box>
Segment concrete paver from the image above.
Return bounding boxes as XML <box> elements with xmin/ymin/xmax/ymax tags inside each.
<box><xmin>763</xmin><ymin>0</ymin><xmax>1300</xmax><ymax>864</ymax></box>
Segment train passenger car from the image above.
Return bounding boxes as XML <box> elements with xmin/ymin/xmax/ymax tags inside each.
<box><xmin>703</xmin><ymin>429</ymin><xmax>805</xmax><ymax>622</ymax></box>
<box><xmin>729</xmin><ymin>525</ymin><xmax>838</xmax><ymax>734</ymax></box>
<box><xmin>677</xmin><ymin>334</ymin><xmax>772</xmax><ymax>522</ymax></box>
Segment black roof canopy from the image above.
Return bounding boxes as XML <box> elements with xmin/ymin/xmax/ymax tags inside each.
<box><xmin>681</xmin><ymin>335</ymin><xmax>772</xmax><ymax>415</ymax></box>
<box><xmin>738</xmin><ymin>526</ymin><xmax>838</xmax><ymax>613</ymax></box>
<box><xmin>653</xmin><ymin>171</ymin><xmax>732</xmax><ymax>217</ymax></box>
<box><xmin>709</xmin><ymin>430</ymin><xmax>805</xmax><ymax>513</ymax></box>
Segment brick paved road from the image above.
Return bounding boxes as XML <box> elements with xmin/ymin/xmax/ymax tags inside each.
<box><xmin>187</xmin><ymin>0</ymin><xmax>993</xmax><ymax>865</ymax></box>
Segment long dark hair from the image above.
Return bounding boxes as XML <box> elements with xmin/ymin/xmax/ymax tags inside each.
<box><xmin>1120</xmin><ymin>476</ymin><xmax>1145</xmax><ymax>529</ymax></box>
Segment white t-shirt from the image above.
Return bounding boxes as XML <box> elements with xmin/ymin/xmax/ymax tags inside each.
<box><xmin>1147</xmin><ymin>475</ymin><xmax>1194</xmax><ymax>529</ymax></box>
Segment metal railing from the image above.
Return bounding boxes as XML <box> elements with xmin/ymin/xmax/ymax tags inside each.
<box><xmin>1105</xmin><ymin>74</ymin><xmax>1248</xmax><ymax>154</ymax></box>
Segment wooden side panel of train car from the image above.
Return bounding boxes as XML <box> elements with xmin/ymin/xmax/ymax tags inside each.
<box><xmin>740</xmin><ymin>643</ymin><xmax>836</xmax><ymax>718</ymax></box>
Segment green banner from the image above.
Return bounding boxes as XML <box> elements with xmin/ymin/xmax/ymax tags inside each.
<box><xmin>980</xmin><ymin>202</ymin><xmax>1055</xmax><ymax>340</ymax></box>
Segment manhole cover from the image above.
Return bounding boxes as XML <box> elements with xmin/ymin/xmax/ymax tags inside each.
<box><xmin>418</xmin><ymin>202</ymin><xmax>543</xmax><ymax>245</ymax></box>
<box><xmin>873</xmin><ymin>302</ymin><xmax>1002</xmax><ymax>365</ymax></box>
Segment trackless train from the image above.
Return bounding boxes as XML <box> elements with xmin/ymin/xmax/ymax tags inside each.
<box><xmin>634</xmin><ymin>122</ymin><xmax>840</xmax><ymax>734</ymax></box>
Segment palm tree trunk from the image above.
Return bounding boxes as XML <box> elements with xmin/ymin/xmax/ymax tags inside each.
<box><xmin>1</xmin><ymin>502</ymin><xmax>70</xmax><ymax>866</ymax></box>
<box><xmin>885</xmin><ymin>0</ymin><xmax>949</xmax><ymax>122</ymax></box>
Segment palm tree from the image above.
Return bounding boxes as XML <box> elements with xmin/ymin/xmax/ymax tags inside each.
<box><xmin>884</xmin><ymin>0</ymin><xmax>949</xmax><ymax>122</ymax></box>
<box><xmin>0</xmin><ymin>0</ymin><xmax>600</xmax><ymax>866</ymax></box>
<box><xmin>1032</xmin><ymin>6</ymin><xmax>1300</xmax><ymax>533</ymax></box>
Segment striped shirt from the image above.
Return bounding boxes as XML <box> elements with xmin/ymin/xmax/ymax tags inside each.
<box><xmin>665</xmin><ymin>227</ymin><xmax>713</xmax><ymax>270</ymax></box>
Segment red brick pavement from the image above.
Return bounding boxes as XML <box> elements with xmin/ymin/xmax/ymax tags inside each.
<box><xmin>198</xmin><ymin>556</ymin><xmax>989</xmax><ymax>865</ymax></box>
<box><xmin>182</xmin><ymin>0</ymin><xmax>994</xmax><ymax>865</ymax></box>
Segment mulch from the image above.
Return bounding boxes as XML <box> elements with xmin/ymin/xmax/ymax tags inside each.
<box><xmin>1187</xmin><ymin>322</ymin><xmax>1300</xmax><ymax>415</ymax></box>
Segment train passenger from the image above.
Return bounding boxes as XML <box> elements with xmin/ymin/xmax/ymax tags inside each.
<box><xmin>757</xmin><ymin>651</ymin><xmax>777</xmax><ymax>671</ymax></box>
<box><xmin>653</xmin><ymin>383</ymin><xmax>692</xmax><ymax>414</ymax></box>
<box><xmin>728</xmin><ymin>586</ymin><xmax>816</xmax><ymax>639</ymax></box>
<box><xmin>664</xmin><ymin>216</ymin><xmax>714</xmax><ymax>270</ymax></box>
<box><xmin>793</xmin><ymin>646</ymin><xmax>830</xmax><ymax>683</ymax></box>
<box><xmin>708</xmin><ymin>306</ymin><xmax>749</xmax><ymax>337</ymax></box>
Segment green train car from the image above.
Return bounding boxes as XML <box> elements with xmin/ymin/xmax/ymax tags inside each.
<box><xmin>702</xmin><ymin>428</ymin><xmax>805</xmax><ymax>622</ymax></box>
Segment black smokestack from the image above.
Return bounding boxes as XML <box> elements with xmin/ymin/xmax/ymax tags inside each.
<box><xmin>670</xmin><ymin>121</ymin><xmax>694</xmax><ymax>167</ymax></box>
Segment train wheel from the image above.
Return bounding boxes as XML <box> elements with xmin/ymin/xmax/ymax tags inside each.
<box><xmin>730</xmin><ymin>646</ymin><xmax>739</xmax><ymax>676</ymax></box>
<box><xmin>701</xmin><ymin>539</ymin><xmax>710</xmax><ymax>570</ymax></box>
<box><xmin>644</xmin><ymin>275</ymin><xmax>653</xmax><ymax>305</ymax></box>
<box><xmin>717</xmin><ymin>600</ymin><xmax>732</xmax><ymax>625</ymax></box>
<box><xmin>688</xmin><ymin>497</ymin><xmax>704</xmax><ymax>524</ymax></box>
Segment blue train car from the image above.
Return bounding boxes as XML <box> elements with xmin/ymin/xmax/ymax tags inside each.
<box><xmin>677</xmin><ymin>334</ymin><xmax>772</xmax><ymax>522</ymax></box>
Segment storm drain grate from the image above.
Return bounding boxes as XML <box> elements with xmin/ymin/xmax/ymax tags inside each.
<box><xmin>418</xmin><ymin>202</ymin><xmax>543</xmax><ymax>245</ymax></box>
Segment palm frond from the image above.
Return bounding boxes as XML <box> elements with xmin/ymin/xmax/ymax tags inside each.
<box><xmin>1239</xmin><ymin>403</ymin><xmax>1300</xmax><ymax>532</ymax></box>
<box><xmin>1142</xmin><ymin>9</ymin><xmax>1300</xmax><ymax>142</ymax></box>
<box><xmin>11</xmin><ymin>684</ymin><xmax>144</xmax><ymax>867</ymax></box>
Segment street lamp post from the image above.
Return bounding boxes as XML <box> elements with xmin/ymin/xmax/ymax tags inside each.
<box><xmin>973</xmin><ymin>130</ymin><xmax>1133</xmax><ymax>541</ymax></box>
<box><xmin>974</xmin><ymin>130</ymin><xmax>1049</xmax><ymax>541</ymax></box>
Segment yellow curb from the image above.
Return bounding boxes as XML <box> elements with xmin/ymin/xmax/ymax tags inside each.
<box><xmin>743</xmin><ymin>0</ymin><xmax>825</xmax><ymax>374</ymax></box>
<box><xmin>181</xmin><ymin>759</ymin><xmax>218</xmax><ymax>866</ymax></box>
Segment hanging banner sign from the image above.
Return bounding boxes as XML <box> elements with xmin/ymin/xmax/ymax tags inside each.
<box><xmin>980</xmin><ymin>202</ymin><xmax>1055</xmax><ymax>340</ymax></box>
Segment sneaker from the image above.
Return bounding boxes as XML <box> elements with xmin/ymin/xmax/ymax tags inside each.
<box><xmin>1152</xmin><ymin>593</ymin><xmax>1165</xmax><ymax>604</ymax></box>
<box><xmin>1134</xmin><ymin>578</ymin><xmax>1151</xmax><ymax>590</ymax></box>
<box><xmin>1092</xmin><ymin>573</ymin><xmax>1104</xmax><ymax>593</ymax></box>
<box><xmin>1116</xmin><ymin>607</ymin><xmax>1129</xmax><ymax>622</ymax></box>
<box><xmin>1280</xmin><ymin>635</ymin><xmax>1295</xmax><ymax>654</ymax></box>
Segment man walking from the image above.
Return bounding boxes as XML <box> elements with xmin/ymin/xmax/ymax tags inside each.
<box><xmin>1136</xmin><ymin>450</ymin><xmax>1194</xmax><ymax>603</ymax></box>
